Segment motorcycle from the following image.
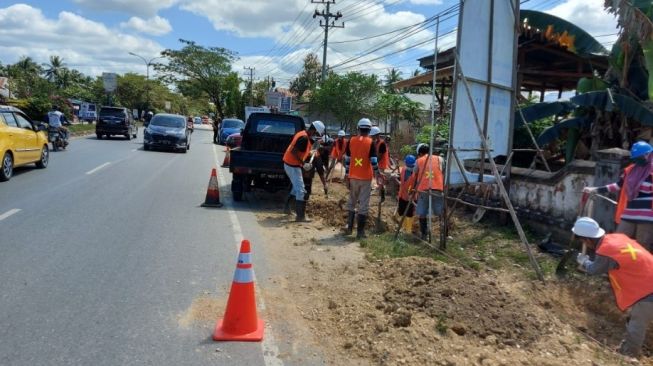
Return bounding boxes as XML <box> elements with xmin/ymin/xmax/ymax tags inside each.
<box><xmin>48</xmin><ymin>127</ymin><xmax>67</xmax><ymax>151</ymax></box>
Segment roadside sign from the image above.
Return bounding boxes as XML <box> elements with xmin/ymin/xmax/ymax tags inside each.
<box><xmin>102</xmin><ymin>73</ymin><xmax>117</xmax><ymax>93</ymax></box>
<box><xmin>165</xmin><ymin>101</ymin><xmax>171</xmax><ymax>111</ymax></box>
<box><xmin>245</xmin><ymin>106</ymin><xmax>270</xmax><ymax>121</ymax></box>
<box><xmin>280</xmin><ymin>97</ymin><xmax>292</xmax><ymax>112</ymax></box>
<box><xmin>265</xmin><ymin>92</ymin><xmax>282</xmax><ymax>108</ymax></box>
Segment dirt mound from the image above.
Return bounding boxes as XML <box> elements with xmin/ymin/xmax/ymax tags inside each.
<box><xmin>378</xmin><ymin>257</ymin><xmax>544</xmax><ymax>346</ymax></box>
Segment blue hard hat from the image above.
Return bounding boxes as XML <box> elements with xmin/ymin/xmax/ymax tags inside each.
<box><xmin>404</xmin><ymin>154</ymin><xmax>416</xmax><ymax>167</ymax></box>
<box><xmin>631</xmin><ymin>141</ymin><xmax>653</xmax><ymax>159</ymax></box>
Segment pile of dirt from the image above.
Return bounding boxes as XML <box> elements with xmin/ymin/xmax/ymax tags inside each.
<box><xmin>377</xmin><ymin>257</ymin><xmax>544</xmax><ymax>346</ymax></box>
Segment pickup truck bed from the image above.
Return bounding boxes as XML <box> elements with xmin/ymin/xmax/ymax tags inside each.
<box><xmin>228</xmin><ymin>112</ymin><xmax>305</xmax><ymax>201</ymax></box>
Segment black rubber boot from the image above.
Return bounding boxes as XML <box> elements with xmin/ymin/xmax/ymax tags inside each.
<box><xmin>343</xmin><ymin>211</ymin><xmax>355</xmax><ymax>235</ymax></box>
<box><xmin>295</xmin><ymin>201</ymin><xmax>311</xmax><ymax>222</ymax></box>
<box><xmin>356</xmin><ymin>215</ymin><xmax>368</xmax><ymax>239</ymax></box>
<box><xmin>283</xmin><ymin>195</ymin><xmax>294</xmax><ymax>215</ymax></box>
<box><xmin>419</xmin><ymin>218</ymin><xmax>428</xmax><ymax>241</ymax></box>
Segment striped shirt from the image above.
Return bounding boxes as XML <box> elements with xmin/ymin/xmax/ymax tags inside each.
<box><xmin>598</xmin><ymin>173</ymin><xmax>653</xmax><ymax>222</ymax></box>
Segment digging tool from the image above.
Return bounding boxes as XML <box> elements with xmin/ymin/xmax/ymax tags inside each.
<box><xmin>555</xmin><ymin>192</ymin><xmax>616</xmax><ymax>276</ymax></box>
<box><xmin>472</xmin><ymin>187</ymin><xmax>492</xmax><ymax>223</ymax></box>
<box><xmin>375</xmin><ymin>183</ymin><xmax>386</xmax><ymax>233</ymax></box>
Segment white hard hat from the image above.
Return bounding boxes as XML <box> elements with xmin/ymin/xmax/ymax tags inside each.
<box><xmin>357</xmin><ymin>118</ymin><xmax>372</xmax><ymax>129</ymax></box>
<box><xmin>311</xmin><ymin>120</ymin><xmax>325</xmax><ymax>136</ymax></box>
<box><xmin>416</xmin><ymin>143</ymin><xmax>428</xmax><ymax>155</ymax></box>
<box><xmin>571</xmin><ymin>217</ymin><xmax>605</xmax><ymax>238</ymax></box>
<box><xmin>337</xmin><ymin>130</ymin><xmax>346</xmax><ymax>137</ymax></box>
<box><xmin>370</xmin><ymin>126</ymin><xmax>381</xmax><ymax>136</ymax></box>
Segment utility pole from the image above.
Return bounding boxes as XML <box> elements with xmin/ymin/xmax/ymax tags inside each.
<box><xmin>128</xmin><ymin>52</ymin><xmax>164</xmax><ymax>113</ymax></box>
<box><xmin>244</xmin><ymin>66</ymin><xmax>255</xmax><ymax>106</ymax></box>
<box><xmin>312</xmin><ymin>0</ymin><xmax>344</xmax><ymax>82</ymax></box>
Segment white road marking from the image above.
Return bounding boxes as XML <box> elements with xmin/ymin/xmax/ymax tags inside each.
<box><xmin>0</xmin><ymin>208</ymin><xmax>21</xmax><ymax>222</ymax></box>
<box><xmin>212</xmin><ymin>144</ymin><xmax>284</xmax><ymax>366</ymax></box>
<box><xmin>85</xmin><ymin>162</ymin><xmax>111</xmax><ymax>175</ymax></box>
<box><xmin>131</xmin><ymin>149</ymin><xmax>137</xmax><ymax>152</ymax></box>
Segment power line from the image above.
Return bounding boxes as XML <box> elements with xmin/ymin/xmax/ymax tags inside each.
<box><xmin>312</xmin><ymin>0</ymin><xmax>345</xmax><ymax>81</ymax></box>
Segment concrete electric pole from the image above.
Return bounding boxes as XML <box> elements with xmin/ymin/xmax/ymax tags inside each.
<box><xmin>244</xmin><ymin>66</ymin><xmax>255</xmax><ymax>106</ymax></box>
<box><xmin>312</xmin><ymin>0</ymin><xmax>344</xmax><ymax>82</ymax></box>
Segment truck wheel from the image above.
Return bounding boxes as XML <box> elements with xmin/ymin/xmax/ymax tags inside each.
<box><xmin>232</xmin><ymin>176</ymin><xmax>243</xmax><ymax>201</ymax></box>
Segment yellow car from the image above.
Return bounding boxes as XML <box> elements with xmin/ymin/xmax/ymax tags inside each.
<box><xmin>0</xmin><ymin>105</ymin><xmax>49</xmax><ymax>181</ymax></box>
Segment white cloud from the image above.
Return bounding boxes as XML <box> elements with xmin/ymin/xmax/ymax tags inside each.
<box><xmin>408</xmin><ymin>0</ymin><xmax>443</xmax><ymax>5</ymax></box>
<box><xmin>121</xmin><ymin>15</ymin><xmax>172</xmax><ymax>36</ymax></box>
<box><xmin>73</xmin><ymin>0</ymin><xmax>177</xmax><ymax>17</ymax></box>
<box><xmin>0</xmin><ymin>4</ymin><xmax>164</xmax><ymax>77</ymax></box>
<box><xmin>545</xmin><ymin>0</ymin><xmax>618</xmax><ymax>49</ymax></box>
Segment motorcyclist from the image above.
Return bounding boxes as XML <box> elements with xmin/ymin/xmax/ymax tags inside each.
<box><xmin>47</xmin><ymin>106</ymin><xmax>69</xmax><ymax>144</ymax></box>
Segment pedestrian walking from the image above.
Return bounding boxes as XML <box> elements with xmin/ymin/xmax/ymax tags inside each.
<box><xmin>574</xmin><ymin>217</ymin><xmax>653</xmax><ymax>358</ymax></box>
<box><xmin>343</xmin><ymin>118</ymin><xmax>383</xmax><ymax>239</ymax></box>
<box><xmin>407</xmin><ymin>143</ymin><xmax>444</xmax><ymax>241</ymax></box>
<box><xmin>397</xmin><ymin>154</ymin><xmax>416</xmax><ymax>233</ymax></box>
<box><xmin>282</xmin><ymin>120</ymin><xmax>325</xmax><ymax>222</ymax></box>
<box><xmin>584</xmin><ymin>141</ymin><xmax>653</xmax><ymax>250</ymax></box>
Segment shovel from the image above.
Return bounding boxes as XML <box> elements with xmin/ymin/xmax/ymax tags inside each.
<box><xmin>375</xmin><ymin>184</ymin><xmax>386</xmax><ymax>233</ymax></box>
<box><xmin>555</xmin><ymin>192</ymin><xmax>590</xmax><ymax>276</ymax></box>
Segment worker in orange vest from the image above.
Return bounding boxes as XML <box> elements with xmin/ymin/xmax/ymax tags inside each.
<box><xmin>370</xmin><ymin>126</ymin><xmax>390</xmax><ymax>172</ymax></box>
<box><xmin>397</xmin><ymin>154</ymin><xmax>416</xmax><ymax>233</ymax></box>
<box><xmin>574</xmin><ymin>217</ymin><xmax>653</xmax><ymax>358</ymax></box>
<box><xmin>329</xmin><ymin>130</ymin><xmax>348</xmax><ymax>176</ymax></box>
<box><xmin>407</xmin><ymin>143</ymin><xmax>444</xmax><ymax>241</ymax></box>
<box><xmin>283</xmin><ymin>120</ymin><xmax>326</xmax><ymax>222</ymax></box>
<box><xmin>584</xmin><ymin>141</ymin><xmax>653</xmax><ymax>250</ymax></box>
<box><xmin>344</xmin><ymin>118</ymin><xmax>384</xmax><ymax>239</ymax></box>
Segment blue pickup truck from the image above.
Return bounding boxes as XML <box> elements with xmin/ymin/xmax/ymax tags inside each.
<box><xmin>229</xmin><ymin>112</ymin><xmax>305</xmax><ymax>201</ymax></box>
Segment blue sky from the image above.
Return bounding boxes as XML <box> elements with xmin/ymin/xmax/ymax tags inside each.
<box><xmin>0</xmin><ymin>0</ymin><xmax>618</xmax><ymax>87</ymax></box>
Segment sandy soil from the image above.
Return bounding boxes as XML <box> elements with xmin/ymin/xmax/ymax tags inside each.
<box><xmin>253</xmin><ymin>179</ymin><xmax>651</xmax><ymax>366</ymax></box>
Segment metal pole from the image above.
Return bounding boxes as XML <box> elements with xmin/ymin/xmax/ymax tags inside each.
<box><xmin>129</xmin><ymin>52</ymin><xmax>163</xmax><ymax>113</ymax></box>
<box><xmin>425</xmin><ymin>16</ymin><xmax>440</xmax><ymax>244</ymax></box>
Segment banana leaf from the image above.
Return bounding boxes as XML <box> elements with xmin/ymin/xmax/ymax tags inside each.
<box><xmin>514</xmin><ymin>101</ymin><xmax>575</xmax><ymax>128</ymax></box>
<box><xmin>536</xmin><ymin>117</ymin><xmax>591</xmax><ymax>146</ymax></box>
<box><xmin>571</xmin><ymin>91</ymin><xmax>653</xmax><ymax>125</ymax></box>
<box><xmin>520</xmin><ymin>10</ymin><xmax>608</xmax><ymax>56</ymax></box>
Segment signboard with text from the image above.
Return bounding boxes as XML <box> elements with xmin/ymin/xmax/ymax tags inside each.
<box><xmin>102</xmin><ymin>72</ymin><xmax>117</xmax><ymax>93</ymax></box>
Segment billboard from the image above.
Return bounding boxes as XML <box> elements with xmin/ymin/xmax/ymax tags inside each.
<box><xmin>450</xmin><ymin>0</ymin><xmax>518</xmax><ymax>160</ymax></box>
<box><xmin>102</xmin><ymin>73</ymin><xmax>117</xmax><ymax>93</ymax></box>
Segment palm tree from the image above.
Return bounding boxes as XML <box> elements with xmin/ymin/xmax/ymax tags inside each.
<box><xmin>43</xmin><ymin>55</ymin><xmax>65</xmax><ymax>83</ymax></box>
<box><xmin>384</xmin><ymin>68</ymin><xmax>403</xmax><ymax>93</ymax></box>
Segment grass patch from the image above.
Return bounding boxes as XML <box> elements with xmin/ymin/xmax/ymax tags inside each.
<box><xmin>358</xmin><ymin>214</ymin><xmax>560</xmax><ymax>278</ymax></box>
<box><xmin>68</xmin><ymin>124</ymin><xmax>96</xmax><ymax>134</ymax></box>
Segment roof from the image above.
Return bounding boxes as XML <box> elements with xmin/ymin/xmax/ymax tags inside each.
<box><xmin>402</xmin><ymin>93</ymin><xmax>434</xmax><ymax>110</ymax></box>
<box><xmin>395</xmin><ymin>10</ymin><xmax>609</xmax><ymax>93</ymax></box>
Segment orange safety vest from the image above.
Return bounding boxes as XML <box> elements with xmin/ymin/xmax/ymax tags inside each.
<box><xmin>410</xmin><ymin>154</ymin><xmax>443</xmax><ymax>192</ymax></box>
<box><xmin>398</xmin><ymin>166</ymin><xmax>413</xmax><ymax>201</ymax></box>
<box><xmin>331</xmin><ymin>138</ymin><xmax>348</xmax><ymax>160</ymax></box>
<box><xmin>283</xmin><ymin>130</ymin><xmax>311</xmax><ymax>167</ymax></box>
<box><xmin>614</xmin><ymin>164</ymin><xmax>653</xmax><ymax>224</ymax></box>
<box><xmin>376</xmin><ymin>139</ymin><xmax>390</xmax><ymax>170</ymax></box>
<box><xmin>596</xmin><ymin>233</ymin><xmax>653</xmax><ymax>311</ymax></box>
<box><xmin>348</xmin><ymin>135</ymin><xmax>374</xmax><ymax>181</ymax></box>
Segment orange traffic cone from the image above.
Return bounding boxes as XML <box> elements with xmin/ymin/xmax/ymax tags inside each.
<box><xmin>201</xmin><ymin>168</ymin><xmax>223</xmax><ymax>208</ymax></box>
<box><xmin>213</xmin><ymin>240</ymin><xmax>264</xmax><ymax>341</ymax></box>
<box><xmin>221</xmin><ymin>147</ymin><xmax>230</xmax><ymax>167</ymax></box>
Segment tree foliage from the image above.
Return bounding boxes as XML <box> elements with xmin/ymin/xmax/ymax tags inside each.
<box><xmin>310</xmin><ymin>72</ymin><xmax>381</xmax><ymax>131</ymax></box>
<box><xmin>155</xmin><ymin>39</ymin><xmax>237</xmax><ymax>119</ymax></box>
<box><xmin>289</xmin><ymin>53</ymin><xmax>321</xmax><ymax>101</ymax></box>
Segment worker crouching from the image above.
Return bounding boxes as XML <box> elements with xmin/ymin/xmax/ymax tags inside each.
<box><xmin>574</xmin><ymin>217</ymin><xmax>653</xmax><ymax>358</ymax></box>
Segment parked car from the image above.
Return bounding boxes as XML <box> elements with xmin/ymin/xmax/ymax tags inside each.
<box><xmin>219</xmin><ymin>118</ymin><xmax>245</xmax><ymax>145</ymax></box>
<box><xmin>143</xmin><ymin>113</ymin><xmax>191</xmax><ymax>153</ymax></box>
<box><xmin>0</xmin><ymin>105</ymin><xmax>49</xmax><ymax>181</ymax></box>
<box><xmin>96</xmin><ymin>106</ymin><xmax>137</xmax><ymax>140</ymax></box>
<box><xmin>193</xmin><ymin>116</ymin><xmax>202</xmax><ymax>125</ymax></box>
<box><xmin>201</xmin><ymin>115</ymin><xmax>210</xmax><ymax>125</ymax></box>
<box><xmin>225</xmin><ymin>132</ymin><xmax>242</xmax><ymax>149</ymax></box>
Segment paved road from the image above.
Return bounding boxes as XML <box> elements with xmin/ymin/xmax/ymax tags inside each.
<box><xmin>0</xmin><ymin>130</ymin><xmax>282</xmax><ymax>366</ymax></box>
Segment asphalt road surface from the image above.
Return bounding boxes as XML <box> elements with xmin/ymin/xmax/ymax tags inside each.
<box><xmin>0</xmin><ymin>128</ymin><xmax>285</xmax><ymax>366</ymax></box>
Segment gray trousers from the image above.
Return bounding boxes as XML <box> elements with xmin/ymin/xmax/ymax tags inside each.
<box><xmin>346</xmin><ymin>179</ymin><xmax>372</xmax><ymax>216</ymax></box>
<box><xmin>284</xmin><ymin>164</ymin><xmax>306</xmax><ymax>202</ymax></box>
<box><xmin>617</xmin><ymin>220</ymin><xmax>653</xmax><ymax>251</ymax></box>
<box><xmin>619</xmin><ymin>300</ymin><xmax>653</xmax><ymax>357</ymax></box>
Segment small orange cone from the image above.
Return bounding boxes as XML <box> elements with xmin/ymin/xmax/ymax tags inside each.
<box><xmin>221</xmin><ymin>147</ymin><xmax>230</xmax><ymax>167</ymax></box>
<box><xmin>213</xmin><ymin>240</ymin><xmax>264</xmax><ymax>341</ymax></box>
<box><xmin>201</xmin><ymin>168</ymin><xmax>223</xmax><ymax>208</ymax></box>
